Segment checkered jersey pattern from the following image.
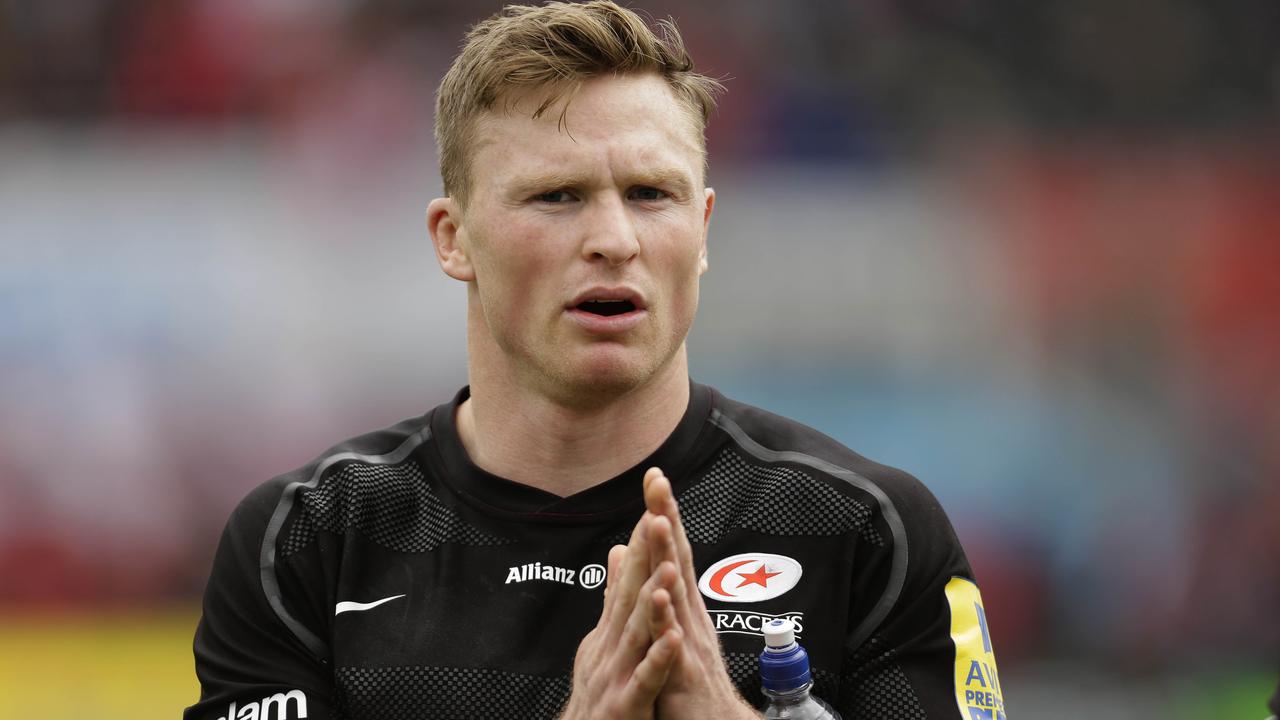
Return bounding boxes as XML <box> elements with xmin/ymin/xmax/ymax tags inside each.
<box><xmin>839</xmin><ymin>635</ymin><xmax>928</xmax><ymax>719</ymax></box>
<box><xmin>335</xmin><ymin>665</ymin><xmax>570</xmax><ymax>719</ymax></box>
<box><xmin>723</xmin><ymin>651</ymin><xmax>765</xmax><ymax>707</ymax></box>
<box><xmin>677</xmin><ymin>448</ymin><xmax>884</xmax><ymax>545</ymax></box>
<box><xmin>281</xmin><ymin>460</ymin><xmax>511</xmax><ymax>556</ymax></box>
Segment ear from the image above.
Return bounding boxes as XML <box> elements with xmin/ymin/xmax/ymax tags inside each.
<box><xmin>428</xmin><ymin>197</ymin><xmax>475</xmax><ymax>282</ymax></box>
<box><xmin>698</xmin><ymin>186</ymin><xmax>715</xmax><ymax>276</ymax></box>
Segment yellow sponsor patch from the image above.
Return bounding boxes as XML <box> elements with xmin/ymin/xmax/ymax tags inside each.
<box><xmin>946</xmin><ymin>577</ymin><xmax>1006</xmax><ymax>719</ymax></box>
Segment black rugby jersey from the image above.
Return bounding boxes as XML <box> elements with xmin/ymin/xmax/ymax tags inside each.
<box><xmin>186</xmin><ymin>382</ymin><xmax>1006</xmax><ymax>720</ymax></box>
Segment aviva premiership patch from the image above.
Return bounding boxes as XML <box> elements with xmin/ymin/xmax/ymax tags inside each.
<box><xmin>946</xmin><ymin>577</ymin><xmax>1006</xmax><ymax>720</ymax></box>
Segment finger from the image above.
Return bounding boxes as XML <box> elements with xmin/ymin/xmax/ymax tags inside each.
<box><xmin>605</xmin><ymin>514</ymin><xmax>654</xmax><ymax>643</ymax></box>
<box><xmin>618</xmin><ymin>514</ymin><xmax>653</xmax><ymax>598</ymax></box>
<box><xmin>623</xmin><ymin>627</ymin><xmax>681</xmax><ymax>712</ymax></box>
<box><xmin>610</xmin><ymin>558</ymin><xmax>673</xmax><ymax>678</ymax></box>
<box><xmin>647</xmin><ymin>564</ymin><xmax>680</xmax><ymax>640</ymax></box>
<box><xmin>646</xmin><ymin>513</ymin><xmax>679</xmax><ymax>572</ymax></box>
<box><xmin>651</xmin><ymin>498</ymin><xmax>717</xmax><ymax>652</ymax></box>
<box><xmin>643</xmin><ymin>467</ymin><xmax>673</xmax><ymax>517</ymax></box>
<box><xmin>643</xmin><ymin>470</ymin><xmax>718</xmax><ymax>654</ymax></box>
<box><xmin>647</xmin><ymin>515</ymin><xmax>698</xmax><ymax>634</ymax></box>
<box><xmin>648</xmin><ymin>520</ymin><xmax>702</xmax><ymax>642</ymax></box>
<box><xmin>622</xmin><ymin>560</ymin><xmax>675</xmax><ymax>645</ymax></box>
<box><xmin>643</xmin><ymin>470</ymin><xmax>693</xmax><ymax>570</ymax></box>
<box><xmin>643</xmin><ymin>472</ymin><xmax>702</xmax><ymax>599</ymax></box>
<box><xmin>600</xmin><ymin>544</ymin><xmax>627</xmax><ymax>625</ymax></box>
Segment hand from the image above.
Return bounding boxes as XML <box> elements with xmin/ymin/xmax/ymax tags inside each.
<box><xmin>560</xmin><ymin>515</ymin><xmax>683</xmax><ymax>719</ymax></box>
<box><xmin>642</xmin><ymin>467</ymin><xmax>760</xmax><ymax>720</ymax></box>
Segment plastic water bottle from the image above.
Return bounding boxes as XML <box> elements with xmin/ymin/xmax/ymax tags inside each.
<box><xmin>759</xmin><ymin>618</ymin><xmax>841</xmax><ymax>719</ymax></box>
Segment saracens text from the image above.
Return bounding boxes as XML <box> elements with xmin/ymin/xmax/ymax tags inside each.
<box><xmin>708</xmin><ymin>610</ymin><xmax>805</xmax><ymax>638</ymax></box>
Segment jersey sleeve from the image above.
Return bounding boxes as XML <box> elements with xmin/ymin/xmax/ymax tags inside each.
<box><xmin>836</xmin><ymin>470</ymin><xmax>1007</xmax><ymax>720</ymax></box>
<box><xmin>184</xmin><ymin>479</ymin><xmax>335</xmax><ymax>720</ymax></box>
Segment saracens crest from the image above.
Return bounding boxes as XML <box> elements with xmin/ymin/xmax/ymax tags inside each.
<box><xmin>696</xmin><ymin>553</ymin><xmax>803</xmax><ymax>603</ymax></box>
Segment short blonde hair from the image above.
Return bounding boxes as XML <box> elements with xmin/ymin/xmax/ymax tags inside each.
<box><xmin>435</xmin><ymin>1</ymin><xmax>723</xmax><ymax>205</ymax></box>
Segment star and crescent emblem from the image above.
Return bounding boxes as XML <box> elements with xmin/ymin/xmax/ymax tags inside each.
<box><xmin>697</xmin><ymin>553</ymin><xmax>802</xmax><ymax>603</ymax></box>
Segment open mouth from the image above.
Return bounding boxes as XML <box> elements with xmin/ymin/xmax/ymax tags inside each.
<box><xmin>576</xmin><ymin>300</ymin><xmax>637</xmax><ymax>317</ymax></box>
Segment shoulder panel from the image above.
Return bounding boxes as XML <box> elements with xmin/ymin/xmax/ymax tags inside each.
<box><xmin>282</xmin><ymin>459</ymin><xmax>511</xmax><ymax>557</ymax></box>
<box><xmin>707</xmin><ymin>407</ymin><xmax>909</xmax><ymax>653</ymax></box>
<box><xmin>677</xmin><ymin>446</ymin><xmax>883</xmax><ymax>546</ymax></box>
<box><xmin>258</xmin><ymin>423</ymin><xmax>434</xmax><ymax>661</ymax></box>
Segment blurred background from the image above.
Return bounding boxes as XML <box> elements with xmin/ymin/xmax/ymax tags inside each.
<box><xmin>1</xmin><ymin>0</ymin><xmax>1277</xmax><ymax>717</ymax></box>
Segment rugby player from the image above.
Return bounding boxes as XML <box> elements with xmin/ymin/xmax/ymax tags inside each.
<box><xmin>185</xmin><ymin>3</ymin><xmax>1004</xmax><ymax>718</ymax></box>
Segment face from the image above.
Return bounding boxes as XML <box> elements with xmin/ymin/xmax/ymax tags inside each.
<box><xmin>429</xmin><ymin>73</ymin><xmax>715</xmax><ymax>405</ymax></box>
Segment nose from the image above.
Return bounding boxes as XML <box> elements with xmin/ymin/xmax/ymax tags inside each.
<box><xmin>580</xmin><ymin>195</ymin><xmax>640</xmax><ymax>266</ymax></box>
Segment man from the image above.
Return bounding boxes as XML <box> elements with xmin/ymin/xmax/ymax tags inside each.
<box><xmin>186</xmin><ymin>2</ymin><xmax>1005</xmax><ymax>719</ymax></box>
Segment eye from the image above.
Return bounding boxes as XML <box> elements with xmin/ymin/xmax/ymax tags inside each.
<box><xmin>533</xmin><ymin>190</ymin><xmax>576</xmax><ymax>203</ymax></box>
<box><xmin>628</xmin><ymin>186</ymin><xmax>669</xmax><ymax>201</ymax></box>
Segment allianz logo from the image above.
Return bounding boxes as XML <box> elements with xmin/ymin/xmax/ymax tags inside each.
<box><xmin>505</xmin><ymin>562</ymin><xmax>607</xmax><ymax>589</ymax></box>
<box><xmin>215</xmin><ymin>689</ymin><xmax>307</xmax><ymax>720</ymax></box>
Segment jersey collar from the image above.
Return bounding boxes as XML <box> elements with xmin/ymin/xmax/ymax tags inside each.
<box><xmin>430</xmin><ymin>381</ymin><xmax>715</xmax><ymax>523</ymax></box>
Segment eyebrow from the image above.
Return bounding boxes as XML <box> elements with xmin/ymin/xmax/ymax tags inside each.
<box><xmin>635</xmin><ymin>169</ymin><xmax>695</xmax><ymax>197</ymax></box>
<box><xmin>506</xmin><ymin>168</ymin><xmax>696</xmax><ymax>198</ymax></box>
<box><xmin>506</xmin><ymin>172</ymin><xmax>584</xmax><ymax>197</ymax></box>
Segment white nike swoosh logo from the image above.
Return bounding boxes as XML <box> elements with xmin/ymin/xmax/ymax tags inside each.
<box><xmin>334</xmin><ymin>594</ymin><xmax>406</xmax><ymax>616</ymax></box>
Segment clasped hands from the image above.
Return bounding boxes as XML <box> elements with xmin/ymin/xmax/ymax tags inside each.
<box><xmin>560</xmin><ymin>468</ymin><xmax>759</xmax><ymax>720</ymax></box>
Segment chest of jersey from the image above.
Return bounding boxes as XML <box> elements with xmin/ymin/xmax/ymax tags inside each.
<box><xmin>320</xmin><ymin>525</ymin><xmax>852</xmax><ymax>717</ymax></box>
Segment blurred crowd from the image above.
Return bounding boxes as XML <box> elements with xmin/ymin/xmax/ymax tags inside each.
<box><xmin>1</xmin><ymin>0</ymin><xmax>1277</xmax><ymax>685</ymax></box>
<box><xmin>2</xmin><ymin>0</ymin><xmax>1276</xmax><ymax>153</ymax></box>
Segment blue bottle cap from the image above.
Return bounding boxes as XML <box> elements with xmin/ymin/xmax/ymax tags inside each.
<box><xmin>759</xmin><ymin>619</ymin><xmax>811</xmax><ymax>692</ymax></box>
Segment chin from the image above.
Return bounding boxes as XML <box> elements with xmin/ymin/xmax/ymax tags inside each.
<box><xmin>543</xmin><ymin>353</ymin><xmax>662</xmax><ymax>408</ymax></box>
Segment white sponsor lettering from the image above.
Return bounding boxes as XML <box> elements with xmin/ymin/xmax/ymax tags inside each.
<box><xmin>708</xmin><ymin>610</ymin><xmax>805</xmax><ymax>638</ymax></box>
<box><xmin>504</xmin><ymin>562</ymin><xmax>577</xmax><ymax>586</ymax></box>
<box><xmin>216</xmin><ymin>690</ymin><xmax>307</xmax><ymax>720</ymax></box>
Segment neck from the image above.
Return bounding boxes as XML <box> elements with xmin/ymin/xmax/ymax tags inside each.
<box><xmin>457</xmin><ymin>343</ymin><xmax>691</xmax><ymax>499</ymax></box>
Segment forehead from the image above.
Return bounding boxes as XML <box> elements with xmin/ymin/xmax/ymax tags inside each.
<box><xmin>468</xmin><ymin>74</ymin><xmax>705</xmax><ymax>192</ymax></box>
